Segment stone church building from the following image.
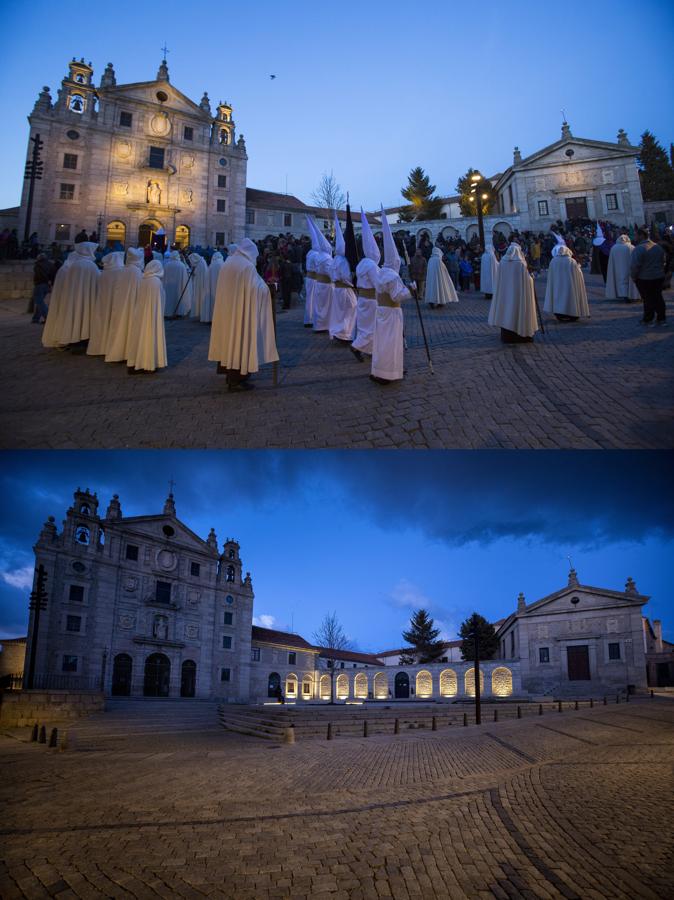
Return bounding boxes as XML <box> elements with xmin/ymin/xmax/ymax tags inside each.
<box><xmin>18</xmin><ymin>57</ymin><xmax>247</xmax><ymax>250</ymax></box>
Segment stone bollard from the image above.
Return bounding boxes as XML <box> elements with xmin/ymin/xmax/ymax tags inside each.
<box><xmin>493</xmin><ymin>709</ymin><xmax>498</xmax><ymax>723</ymax></box>
<box><xmin>38</xmin><ymin>725</ymin><xmax>46</xmax><ymax>744</ymax></box>
<box><xmin>558</xmin><ymin>701</ymin><xmax>562</xmax><ymax>713</ymax></box>
<box><xmin>650</xmin><ymin>689</ymin><xmax>654</xmax><ymax>699</ymax></box>
<box><xmin>603</xmin><ymin>696</ymin><xmax>607</xmax><ymax>705</ymax></box>
<box><xmin>363</xmin><ymin>720</ymin><xmax>368</xmax><ymax>738</ymax></box>
<box><xmin>463</xmin><ymin>713</ymin><xmax>468</xmax><ymax>727</ymax></box>
<box><xmin>59</xmin><ymin>731</ymin><xmax>68</xmax><ymax>753</ymax></box>
<box><xmin>590</xmin><ymin>698</ymin><xmax>594</xmax><ymax>708</ymax></box>
<box><xmin>432</xmin><ymin>715</ymin><xmax>437</xmax><ymax>732</ymax></box>
<box><xmin>517</xmin><ymin>706</ymin><xmax>521</xmax><ymax>719</ymax></box>
<box><xmin>283</xmin><ymin>725</ymin><xmax>295</xmax><ymax>745</ymax></box>
<box><xmin>574</xmin><ymin>700</ymin><xmax>579</xmax><ymax>711</ymax></box>
<box><xmin>394</xmin><ymin>718</ymin><xmax>399</xmax><ymax>735</ymax></box>
<box><xmin>538</xmin><ymin>704</ymin><xmax>543</xmax><ymax>716</ymax></box>
<box><xmin>326</xmin><ymin>722</ymin><xmax>332</xmax><ymax>741</ymax></box>
<box><xmin>48</xmin><ymin>728</ymin><xmax>58</xmax><ymax>748</ymax></box>
<box><xmin>30</xmin><ymin>723</ymin><xmax>38</xmax><ymax>742</ymax></box>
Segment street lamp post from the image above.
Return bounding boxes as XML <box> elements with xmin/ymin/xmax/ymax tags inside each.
<box><xmin>470</xmin><ymin>624</ymin><xmax>482</xmax><ymax>725</ymax></box>
<box><xmin>470</xmin><ymin>173</ymin><xmax>486</xmax><ymax>249</ymax></box>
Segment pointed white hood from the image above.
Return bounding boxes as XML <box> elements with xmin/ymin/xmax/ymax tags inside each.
<box><xmin>381</xmin><ymin>205</ymin><xmax>401</xmax><ymax>273</ymax></box>
<box><xmin>360</xmin><ymin>208</ymin><xmax>380</xmax><ymax>264</ymax></box>
<box><xmin>593</xmin><ymin>223</ymin><xmax>605</xmax><ymax>246</ymax></box>
<box><xmin>333</xmin><ymin>209</ymin><xmax>345</xmax><ymax>257</ymax></box>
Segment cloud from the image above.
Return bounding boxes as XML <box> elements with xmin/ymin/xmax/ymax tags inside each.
<box><xmin>253</xmin><ymin>614</ymin><xmax>276</xmax><ymax>629</ymax></box>
<box><xmin>1</xmin><ymin>566</ymin><xmax>33</xmax><ymax>591</ymax></box>
<box><xmin>390</xmin><ymin>579</ymin><xmax>432</xmax><ymax>610</ymax></box>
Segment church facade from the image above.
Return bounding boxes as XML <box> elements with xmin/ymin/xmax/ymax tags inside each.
<box><xmin>18</xmin><ymin>57</ymin><xmax>247</xmax><ymax>250</ymax></box>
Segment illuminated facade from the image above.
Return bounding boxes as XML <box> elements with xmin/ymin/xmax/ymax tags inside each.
<box><xmin>18</xmin><ymin>57</ymin><xmax>247</xmax><ymax>249</ymax></box>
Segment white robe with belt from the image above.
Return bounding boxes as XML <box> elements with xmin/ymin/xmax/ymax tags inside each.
<box><xmin>312</xmin><ymin>253</ymin><xmax>334</xmax><ymax>332</ymax></box>
<box><xmin>480</xmin><ymin>249</ymin><xmax>499</xmax><ymax>296</ymax></box>
<box><xmin>425</xmin><ymin>248</ymin><xmax>459</xmax><ymax>305</ymax></box>
<box><xmin>105</xmin><ymin>253</ymin><xmax>143</xmax><ymax>362</ymax></box>
<box><xmin>127</xmin><ymin>263</ymin><xmax>167</xmax><ymax>372</ymax></box>
<box><xmin>372</xmin><ymin>267</ymin><xmax>410</xmax><ymax>381</ymax></box>
<box><xmin>163</xmin><ymin>256</ymin><xmax>192</xmax><ymax>317</ymax></box>
<box><xmin>87</xmin><ymin>252</ymin><xmax>125</xmax><ymax>356</ymax></box>
<box><xmin>352</xmin><ymin>258</ymin><xmax>379</xmax><ymax>355</ymax></box>
<box><xmin>328</xmin><ymin>255</ymin><xmax>357</xmax><ymax>341</ymax></box>
<box><xmin>202</xmin><ymin>253</ymin><xmax>224</xmax><ymax>323</ymax></box>
<box><xmin>544</xmin><ymin>249</ymin><xmax>590</xmax><ymax>318</ymax></box>
<box><xmin>42</xmin><ymin>242</ymin><xmax>99</xmax><ymax>347</ymax></box>
<box><xmin>304</xmin><ymin>249</ymin><xmax>319</xmax><ymax>326</ymax></box>
<box><xmin>208</xmin><ymin>244</ymin><xmax>279</xmax><ymax>375</ymax></box>
<box><xmin>488</xmin><ymin>245</ymin><xmax>538</xmax><ymax>338</ymax></box>
<box><xmin>605</xmin><ymin>239</ymin><xmax>640</xmax><ymax>300</ymax></box>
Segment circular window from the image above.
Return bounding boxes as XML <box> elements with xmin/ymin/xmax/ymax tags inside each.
<box><xmin>72</xmin><ymin>561</ymin><xmax>86</xmax><ymax>573</ymax></box>
<box><xmin>156</xmin><ymin>90</ymin><xmax>168</xmax><ymax>103</ymax></box>
<box><xmin>225</xmin><ymin>595</ymin><xmax>234</xmax><ymax>605</ymax></box>
<box><xmin>66</xmin><ymin>129</ymin><xmax>80</xmax><ymax>140</ymax></box>
<box><xmin>571</xmin><ymin>596</ymin><xmax>580</xmax><ymax>605</ymax></box>
<box><xmin>162</xmin><ymin>525</ymin><xmax>175</xmax><ymax>537</ymax></box>
<box><xmin>218</xmin><ymin>157</ymin><xmax>228</xmax><ymax>167</ymax></box>
<box><xmin>565</xmin><ymin>148</ymin><xmax>575</xmax><ymax>159</ymax></box>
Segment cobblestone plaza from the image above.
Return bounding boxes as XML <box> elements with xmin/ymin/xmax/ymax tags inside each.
<box><xmin>1</xmin><ymin>697</ymin><xmax>673</xmax><ymax>898</ymax></box>
<box><xmin>0</xmin><ymin>274</ymin><xmax>672</xmax><ymax>450</ymax></box>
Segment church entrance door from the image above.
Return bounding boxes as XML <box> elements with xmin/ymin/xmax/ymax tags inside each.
<box><xmin>144</xmin><ymin>652</ymin><xmax>171</xmax><ymax>696</ymax></box>
<box><xmin>268</xmin><ymin>672</ymin><xmax>281</xmax><ymax>698</ymax></box>
<box><xmin>567</xmin><ymin>645</ymin><xmax>590</xmax><ymax>680</ymax></box>
<box><xmin>565</xmin><ymin>197</ymin><xmax>588</xmax><ymax>219</ymax></box>
<box><xmin>394</xmin><ymin>672</ymin><xmax>410</xmax><ymax>699</ymax></box>
<box><xmin>180</xmin><ymin>660</ymin><xmax>196</xmax><ymax>697</ymax></box>
<box><xmin>138</xmin><ymin>220</ymin><xmax>165</xmax><ymax>251</ymax></box>
<box><xmin>111</xmin><ymin>653</ymin><xmax>133</xmax><ymax>696</ymax></box>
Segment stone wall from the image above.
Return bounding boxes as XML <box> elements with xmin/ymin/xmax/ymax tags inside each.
<box><xmin>0</xmin><ymin>261</ymin><xmax>33</xmax><ymax>302</ymax></box>
<box><xmin>0</xmin><ymin>689</ymin><xmax>104</xmax><ymax>727</ymax></box>
<box><xmin>0</xmin><ymin>638</ymin><xmax>26</xmax><ymax>678</ymax></box>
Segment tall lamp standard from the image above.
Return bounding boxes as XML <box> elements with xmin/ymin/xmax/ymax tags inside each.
<box><xmin>470</xmin><ymin>622</ymin><xmax>482</xmax><ymax>725</ymax></box>
<box><xmin>470</xmin><ymin>173</ymin><xmax>487</xmax><ymax>249</ymax></box>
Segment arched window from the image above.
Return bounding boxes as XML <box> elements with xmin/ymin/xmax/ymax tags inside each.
<box><xmin>301</xmin><ymin>674</ymin><xmax>313</xmax><ymax>699</ymax></box>
<box><xmin>285</xmin><ymin>673</ymin><xmax>298</xmax><ymax>698</ymax></box>
<box><xmin>319</xmin><ymin>673</ymin><xmax>331</xmax><ymax>700</ymax></box>
<box><xmin>69</xmin><ymin>94</ymin><xmax>85</xmax><ymax>113</ymax></box>
<box><xmin>75</xmin><ymin>525</ymin><xmax>90</xmax><ymax>545</ymax></box>
<box><xmin>226</xmin><ymin>565</ymin><xmax>235</xmax><ymax>582</ymax></box>
<box><xmin>228</xmin><ymin>549</ymin><xmax>235</xmax><ymax>559</ymax></box>
<box><xmin>464</xmin><ymin>667</ymin><xmax>485</xmax><ymax>698</ymax></box>
<box><xmin>491</xmin><ymin>666</ymin><xmax>513</xmax><ymax>697</ymax></box>
<box><xmin>416</xmin><ymin>670</ymin><xmax>433</xmax><ymax>698</ymax></box>
<box><xmin>174</xmin><ymin>224</ymin><xmax>190</xmax><ymax>249</ymax></box>
<box><xmin>106</xmin><ymin>220</ymin><xmax>126</xmax><ymax>248</ymax></box>
<box><xmin>354</xmin><ymin>672</ymin><xmax>368</xmax><ymax>699</ymax></box>
<box><xmin>268</xmin><ymin>672</ymin><xmax>281</xmax><ymax>698</ymax></box>
<box><xmin>440</xmin><ymin>669</ymin><xmax>458</xmax><ymax>697</ymax></box>
<box><xmin>336</xmin><ymin>673</ymin><xmax>349</xmax><ymax>700</ymax></box>
<box><xmin>75</xmin><ymin>73</ymin><xmax>85</xmax><ymax>84</ymax></box>
<box><xmin>180</xmin><ymin>659</ymin><xmax>197</xmax><ymax>697</ymax></box>
<box><xmin>219</xmin><ymin>129</ymin><xmax>229</xmax><ymax>145</ymax></box>
<box><xmin>80</xmin><ymin>504</ymin><xmax>90</xmax><ymax>515</ymax></box>
<box><xmin>373</xmin><ymin>672</ymin><xmax>388</xmax><ymax>699</ymax></box>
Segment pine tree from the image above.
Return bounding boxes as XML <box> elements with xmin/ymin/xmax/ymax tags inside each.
<box><xmin>637</xmin><ymin>131</ymin><xmax>674</xmax><ymax>201</ymax></box>
<box><xmin>456</xmin><ymin>168</ymin><xmax>497</xmax><ymax>218</ymax></box>
<box><xmin>401</xmin><ymin>609</ymin><xmax>445</xmax><ymax>664</ymax></box>
<box><xmin>459</xmin><ymin>613</ymin><xmax>499</xmax><ymax>661</ymax></box>
<box><xmin>400</xmin><ymin>168</ymin><xmax>444</xmax><ymax>221</ymax></box>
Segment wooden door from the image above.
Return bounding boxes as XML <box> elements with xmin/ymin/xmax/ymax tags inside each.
<box><xmin>567</xmin><ymin>645</ymin><xmax>590</xmax><ymax>680</ymax></box>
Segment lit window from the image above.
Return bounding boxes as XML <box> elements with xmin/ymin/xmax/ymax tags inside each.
<box><xmin>539</xmin><ymin>647</ymin><xmax>550</xmax><ymax>663</ymax></box>
<box><xmin>125</xmin><ymin>544</ymin><xmax>139</xmax><ymax>561</ymax></box>
<box><xmin>190</xmin><ymin>562</ymin><xmax>200</xmax><ymax>577</ymax></box>
<box><xmin>537</xmin><ymin>200</ymin><xmax>548</xmax><ymax>217</ymax></box>
<box><xmin>69</xmin><ymin>585</ymin><xmax>84</xmax><ymax>603</ymax></box>
<box><xmin>251</xmin><ymin>647</ymin><xmax>260</xmax><ymax>661</ymax></box>
<box><xmin>219</xmin><ymin>129</ymin><xmax>229</xmax><ymax>145</ymax></box>
<box><xmin>303</xmin><ymin>682</ymin><xmax>311</xmax><ymax>694</ymax></box>
<box><xmin>66</xmin><ymin>615</ymin><xmax>81</xmax><ymax>632</ymax></box>
<box><xmin>606</xmin><ymin>193</ymin><xmax>618</xmax><ymax>211</ymax></box>
<box><xmin>223</xmin><ymin>611</ymin><xmax>233</xmax><ymax>625</ymax></box>
<box><xmin>62</xmin><ymin>655</ymin><xmax>78</xmax><ymax>672</ymax></box>
<box><xmin>55</xmin><ymin>224</ymin><xmax>71</xmax><ymax>241</ymax></box>
<box><xmin>220</xmin><ymin>668</ymin><xmax>230</xmax><ymax>682</ymax></box>
<box><xmin>183</xmin><ymin>126</ymin><xmax>193</xmax><ymax>141</ymax></box>
<box><xmin>63</xmin><ymin>153</ymin><xmax>78</xmax><ymax>170</ymax></box>
<box><xmin>608</xmin><ymin>642</ymin><xmax>621</xmax><ymax>660</ymax></box>
<box><xmin>222</xmin><ymin>635</ymin><xmax>232</xmax><ymax>649</ymax></box>
<box><xmin>119</xmin><ymin>111</ymin><xmax>132</xmax><ymax>127</ymax></box>
<box><xmin>60</xmin><ymin>183</ymin><xmax>75</xmax><ymax>201</ymax></box>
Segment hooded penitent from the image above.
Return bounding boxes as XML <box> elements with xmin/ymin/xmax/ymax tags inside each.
<box><xmin>371</xmin><ymin>206</ymin><xmax>411</xmax><ymax>381</ymax></box>
<box><xmin>203</xmin><ymin>252</ymin><xmax>224</xmax><ymax>323</ymax></box>
<box><xmin>163</xmin><ymin>250</ymin><xmax>192</xmax><ymax>317</ymax></box>
<box><xmin>426</xmin><ymin>246</ymin><xmax>459</xmax><ymax>306</ymax></box>
<box><xmin>605</xmin><ymin>234</ymin><xmax>640</xmax><ymax>300</ymax></box>
<box><xmin>42</xmin><ymin>241</ymin><xmax>99</xmax><ymax>348</ymax></box>
<box><xmin>188</xmin><ymin>252</ymin><xmax>209</xmax><ymax>320</ymax></box>
<box><xmin>208</xmin><ymin>238</ymin><xmax>279</xmax><ymax>376</ymax></box>
<box><xmin>328</xmin><ymin>208</ymin><xmax>358</xmax><ymax>341</ymax></box>
<box><xmin>592</xmin><ymin>222</ymin><xmax>605</xmax><ymax>246</ymax></box>
<box><xmin>87</xmin><ymin>251</ymin><xmax>124</xmax><ymax>356</ymax></box>
<box><xmin>312</xmin><ymin>219</ymin><xmax>335</xmax><ymax>333</ymax></box>
<box><xmin>126</xmin><ymin>260</ymin><xmax>167</xmax><ymax>372</ymax></box>
<box><xmin>105</xmin><ymin>247</ymin><xmax>145</xmax><ymax>362</ymax></box>
<box><xmin>304</xmin><ymin>215</ymin><xmax>321</xmax><ymax>326</ymax></box>
<box><xmin>479</xmin><ymin>246</ymin><xmax>499</xmax><ymax>297</ymax></box>
<box><xmin>487</xmin><ymin>242</ymin><xmax>538</xmax><ymax>338</ymax></box>
<box><xmin>544</xmin><ymin>246</ymin><xmax>590</xmax><ymax>319</ymax></box>
<box><xmin>352</xmin><ymin>208</ymin><xmax>381</xmax><ymax>356</ymax></box>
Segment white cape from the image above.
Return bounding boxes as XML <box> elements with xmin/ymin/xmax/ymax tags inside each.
<box><xmin>42</xmin><ymin>244</ymin><xmax>99</xmax><ymax>347</ymax></box>
<box><xmin>202</xmin><ymin>254</ymin><xmax>224</xmax><ymax>323</ymax></box>
<box><xmin>488</xmin><ymin>246</ymin><xmax>538</xmax><ymax>337</ymax></box>
<box><xmin>371</xmin><ymin>268</ymin><xmax>410</xmax><ymax>381</ymax></box>
<box><xmin>312</xmin><ymin>254</ymin><xmax>333</xmax><ymax>332</ymax></box>
<box><xmin>127</xmin><ymin>266</ymin><xmax>167</xmax><ymax>372</ymax></box>
<box><xmin>304</xmin><ymin>249</ymin><xmax>319</xmax><ymax>326</ymax></box>
<box><xmin>425</xmin><ymin>248</ymin><xmax>458</xmax><ymax>305</ymax></box>
<box><xmin>163</xmin><ymin>257</ymin><xmax>192</xmax><ymax>317</ymax></box>
<box><xmin>88</xmin><ymin>252</ymin><xmax>124</xmax><ymax>356</ymax></box>
<box><xmin>544</xmin><ymin>251</ymin><xmax>590</xmax><ymax>318</ymax></box>
<box><xmin>208</xmin><ymin>246</ymin><xmax>279</xmax><ymax>375</ymax></box>
<box><xmin>328</xmin><ymin>256</ymin><xmax>357</xmax><ymax>341</ymax></box>
<box><xmin>352</xmin><ymin>258</ymin><xmax>379</xmax><ymax>355</ymax></box>
<box><xmin>105</xmin><ymin>260</ymin><xmax>143</xmax><ymax>362</ymax></box>
<box><xmin>605</xmin><ymin>241</ymin><xmax>640</xmax><ymax>300</ymax></box>
<box><xmin>189</xmin><ymin>254</ymin><xmax>209</xmax><ymax>319</ymax></box>
<box><xmin>480</xmin><ymin>250</ymin><xmax>499</xmax><ymax>295</ymax></box>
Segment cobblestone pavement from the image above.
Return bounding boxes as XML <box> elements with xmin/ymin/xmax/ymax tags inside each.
<box><xmin>1</xmin><ymin>698</ymin><xmax>672</xmax><ymax>898</ymax></box>
<box><xmin>0</xmin><ymin>274</ymin><xmax>672</xmax><ymax>449</ymax></box>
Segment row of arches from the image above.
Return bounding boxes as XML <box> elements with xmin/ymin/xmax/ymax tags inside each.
<box><xmin>112</xmin><ymin>652</ymin><xmax>196</xmax><ymax>698</ymax></box>
<box><xmin>103</xmin><ymin>220</ymin><xmax>191</xmax><ymax>249</ymax></box>
<box><xmin>267</xmin><ymin>667</ymin><xmax>513</xmax><ymax>702</ymax></box>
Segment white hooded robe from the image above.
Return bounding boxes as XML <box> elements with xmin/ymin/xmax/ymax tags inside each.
<box><xmin>208</xmin><ymin>238</ymin><xmax>279</xmax><ymax>375</ymax></box>
<box><xmin>328</xmin><ymin>255</ymin><xmax>358</xmax><ymax>341</ymax></box>
<box><xmin>202</xmin><ymin>252</ymin><xmax>224</xmax><ymax>323</ymax></box>
<box><xmin>480</xmin><ymin>248</ymin><xmax>499</xmax><ymax>296</ymax></box>
<box><xmin>105</xmin><ymin>248</ymin><xmax>144</xmax><ymax>362</ymax></box>
<box><xmin>544</xmin><ymin>247</ymin><xmax>590</xmax><ymax>318</ymax></box>
<box><xmin>163</xmin><ymin>251</ymin><xmax>192</xmax><ymax>317</ymax></box>
<box><xmin>42</xmin><ymin>242</ymin><xmax>99</xmax><ymax>348</ymax></box>
<box><xmin>372</xmin><ymin>267</ymin><xmax>410</xmax><ymax>381</ymax></box>
<box><xmin>488</xmin><ymin>244</ymin><xmax>538</xmax><ymax>338</ymax></box>
<box><xmin>605</xmin><ymin>236</ymin><xmax>640</xmax><ymax>300</ymax></box>
<box><xmin>312</xmin><ymin>253</ymin><xmax>334</xmax><ymax>332</ymax></box>
<box><xmin>189</xmin><ymin>253</ymin><xmax>209</xmax><ymax>319</ymax></box>
<box><xmin>87</xmin><ymin>251</ymin><xmax>124</xmax><ymax>356</ymax></box>
<box><xmin>425</xmin><ymin>247</ymin><xmax>459</xmax><ymax>306</ymax></box>
<box><xmin>126</xmin><ymin>261</ymin><xmax>167</xmax><ymax>372</ymax></box>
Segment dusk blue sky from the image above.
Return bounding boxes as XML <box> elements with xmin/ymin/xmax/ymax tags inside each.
<box><xmin>1</xmin><ymin>0</ymin><xmax>673</xmax><ymax>211</ymax></box>
<box><xmin>1</xmin><ymin>452</ymin><xmax>672</xmax><ymax>648</ymax></box>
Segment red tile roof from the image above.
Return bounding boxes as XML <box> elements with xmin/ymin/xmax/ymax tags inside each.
<box><xmin>251</xmin><ymin>626</ymin><xmax>317</xmax><ymax>651</ymax></box>
<box><xmin>317</xmin><ymin>648</ymin><xmax>385</xmax><ymax>666</ymax></box>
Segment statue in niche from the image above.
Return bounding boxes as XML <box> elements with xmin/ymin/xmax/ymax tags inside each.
<box><xmin>147</xmin><ymin>181</ymin><xmax>161</xmax><ymax>205</ymax></box>
<box><xmin>153</xmin><ymin>614</ymin><xmax>168</xmax><ymax>640</ymax></box>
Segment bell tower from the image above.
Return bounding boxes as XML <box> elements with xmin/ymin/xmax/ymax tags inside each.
<box><xmin>57</xmin><ymin>58</ymin><xmax>97</xmax><ymax>120</ymax></box>
<box><xmin>213</xmin><ymin>102</ymin><xmax>235</xmax><ymax>147</ymax></box>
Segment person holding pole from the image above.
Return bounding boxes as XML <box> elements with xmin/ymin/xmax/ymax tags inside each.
<box><xmin>370</xmin><ymin>208</ymin><xmax>410</xmax><ymax>384</ymax></box>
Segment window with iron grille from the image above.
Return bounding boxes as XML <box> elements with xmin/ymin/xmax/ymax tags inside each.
<box><xmin>126</xmin><ymin>544</ymin><xmax>138</xmax><ymax>561</ymax></box>
<box><xmin>69</xmin><ymin>584</ymin><xmax>84</xmax><ymax>603</ymax></box>
<box><xmin>66</xmin><ymin>615</ymin><xmax>82</xmax><ymax>632</ymax></box>
<box><xmin>190</xmin><ymin>562</ymin><xmax>200</xmax><ymax>577</ymax></box>
<box><xmin>216</xmin><ymin>199</ymin><xmax>226</xmax><ymax>212</ymax></box>
<box><xmin>220</xmin><ymin>668</ymin><xmax>230</xmax><ymax>682</ymax></box>
<box><xmin>62</xmin><ymin>655</ymin><xmax>78</xmax><ymax>672</ymax></box>
<box><xmin>155</xmin><ymin>581</ymin><xmax>171</xmax><ymax>604</ymax></box>
<box><xmin>537</xmin><ymin>200</ymin><xmax>548</xmax><ymax>217</ymax></box>
<box><xmin>608</xmin><ymin>642</ymin><xmax>621</xmax><ymax>660</ymax></box>
<box><xmin>119</xmin><ymin>111</ymin><xmax>132</xmax><ymax>127</ymax></box>
<box><xmin>539</xmin><ymin>647</ymin><xmax>550</xmax><ymax>663</ymax></box>
<box><xmin>606</xmin><ymin>193</ymin><xmax>618</xmax><ymax>211</ymax></box>
<box><xmin>63</xmin><ymin>153</ymin><xmax>78</xmax><ymax>170</ymax></box>
<box><xmin>60</xmin><ymin>183</ymin><xmax>75</xmax><ymax>200</ymax></box>
<box><xmin>222</xmin><ymin>635</ymin><xmax>232</xmax><ymax>649</ymax></box>
<box><xmin>148</xmin><ymin>146</ymin><xmax>165</xmax><ymax>169</ymax></box>
<box><xmin>183</xmin><ymin>126</ymin><xmax>193</xmax><ymax>141</ymax></box>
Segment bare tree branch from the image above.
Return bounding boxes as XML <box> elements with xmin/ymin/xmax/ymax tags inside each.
<box><xmin>311</xmin><ymin>171</ymin><xmax>346</xmax><ymax>210</ymax></box>
<box><xmin>312</xmin><ymin>611</ymin><xmax>351</xmax><ymax>704</ymax></box>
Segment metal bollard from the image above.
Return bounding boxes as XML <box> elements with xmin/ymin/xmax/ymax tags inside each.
<box><xmin>363</xmin><ymin>720</ymin><xmax>368</xmax><ymax>738</ymax></box>
<box><xmin>590</xmin><ymin>698</ymin><xmax>594</xmax><ymax>708</ymax></box>
<box><xmin>48</xmin><ymin>728</ymin><xmax>58</xmax><ymax>748</ymax></box>
<box><xmin>574</xmin><ymin>700</ymin><xmax>579</xmax><ymax>711</ymax></box>
<box><xmin>517</xmin><ymin>706</ymin><xmax>521</xmax><ymax>719</ymax></box>
<box><xmin>538</xmin><ymin>704</ymin><xmax>543</xmax><ymax>716</ymax></box>
<box><xmin>283</xmin><ymin>725</ymin><xmax>295</xmax><ymax>745</ymax></box>
<box><xmin>326</xmin><ymin>722</ymin><xmax>332</xmax><ymax>741</ymax></box>
<box><xmin>432</xmin><ymin>715</ymin><xmax>437</xmax><ymax>731</ymax></box>
<box><xmin>558</xmin><ymin>700</ymin><xmax>562</xmax><ymax>713</ymax></box>
<box><xmin>493</xmin><ymin>709</ymin><xmax>498</xmax><ymax>722</ymax></box>
<box><xmin>38</xmin><ymin>725</ymin><xmax>46</xmax><ymax>744</ymax></box>
<box><xmin>394</xmin><ymin>718</ymin><xmax>399</xmax><ymax>735</ymax></box>
<box><xmin>463</xmin><ymin>713</ymin><xmax>468</xmax><ymax>727</ymax></box>
<box><xmin>30</xmin><ymin>723</ymin><xmax>38</xmax><ymax>742</ymax></box>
